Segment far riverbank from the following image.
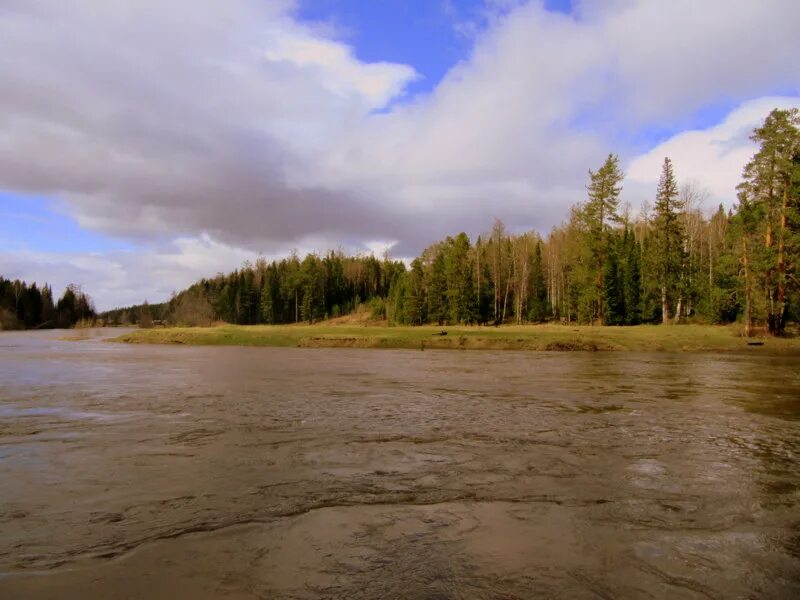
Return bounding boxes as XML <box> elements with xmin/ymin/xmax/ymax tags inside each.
<box><xmin>111</xmin><ymin>323</ymin><xmax>800</xmax><ymax>353</ymax></box>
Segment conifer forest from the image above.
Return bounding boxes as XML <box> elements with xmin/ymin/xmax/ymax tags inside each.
<box><xmin>9</xmin><ymin>109</ymin><xmax>799</xmax><ymax>336</ymax></box>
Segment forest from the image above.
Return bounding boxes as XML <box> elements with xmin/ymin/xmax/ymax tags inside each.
<box><xmin>10</xmin><ymin>108</ymin><xmax>799</xmax><ymax>336</ymax></box>
<box><xmin>101</xmin><ymin>108</ymin><xmax>799</xmax><ymax>336</ymax></box>
<box><xmin>0</xmin><ymin>279</ymin><xmax>96</xmax><ymax>330</ymax></box>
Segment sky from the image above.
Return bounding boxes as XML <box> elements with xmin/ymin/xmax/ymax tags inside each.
<box><xmin>1</xmin><ymin>0</ymin><xmax>798</xmax><ymax>310</ymax></box>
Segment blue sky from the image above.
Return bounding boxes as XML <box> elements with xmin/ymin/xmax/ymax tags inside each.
<box><xmin>293</xmin><ymin>0</ymin><xmax>573</xmax><ymax>97</ymax></box>
<box><xmin>0</xmin><ymin>194</ymin><xmax>133</xmax><ymax>254</ymax></box>
<box><xmin>1</xmin><ymin>0</ymin><xmax>797</xmax><ymax>309</ymax></box>
<box><xmin>293</xmin><ymin>0</ymin><xmax>751</xmax><ymax>148</ymax></box>
<box><xmin>296</xmin><ymin>0</ymin><xmax>481</xmax><ymax>98</ymax></box>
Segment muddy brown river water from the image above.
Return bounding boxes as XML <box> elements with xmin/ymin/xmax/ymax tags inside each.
<box><xmin>1</xmin><ymin>329</ymin><xmax>799</xmax><ymax>599</ymax></box>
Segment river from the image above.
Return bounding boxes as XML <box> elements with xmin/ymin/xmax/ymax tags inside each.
<box><xmin>1</xmin><ymin>329</ymin><xmax>799</xmax><ymax>598</ymax></box>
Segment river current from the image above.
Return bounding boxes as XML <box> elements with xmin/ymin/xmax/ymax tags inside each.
<box><xmin>1</xmin><ymin>329</ymin><xmax>799</xmax><ymax>598</ymax></box>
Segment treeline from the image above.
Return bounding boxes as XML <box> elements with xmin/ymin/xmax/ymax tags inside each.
<box><xmin>100</xmin><ymin>300</ymin><xmax>170</xmax><ymax>328</ymax></box>
<box><xmin>0</xmin><ymin>279</ymin><xmax>96</xmax><ymax>330</ymax></box>
<box><xmin>102</xmin><ymin>254</ymin><xmax>406</xmax><ymax>327</ymax></box>
<box><xmin>104</xmin><ymin>108</ymin><xmax>799</xmax><ymax>335</ymax></box>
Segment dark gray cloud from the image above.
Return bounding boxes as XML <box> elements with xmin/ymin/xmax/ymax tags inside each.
<box><xmin>0</xmin><ymin>0</ymin><xmax>418</xmax><ymax>252</ymax></box>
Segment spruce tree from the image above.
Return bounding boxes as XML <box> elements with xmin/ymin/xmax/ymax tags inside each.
<box><xmin>403</xmin><ymin>259</ymin><xmax>427</xmax><ymax>325</ymax></box>
<box><xmin>602</xmin><ymin>235</ymin><xmax>625</xmax><ymax>325</ymax></box>
<box><xmin>621</xmin><ymin>228</ymin><xmax>642</xmax><ymax>325</ymax></box>
<box><xmin>652</xmin><ymin>157</ymin><xmax>685</xmax><ymax>324</ymax></box>
<box><xmin>427</xmin><ymin>252</ymin><xmax>448</xmax><ymax>325</ymax></box>
<box><xmin>259</xmin><ymin>278</ymin><xmax>274</xmax><ymax>324</ymax></box>
<box><xmin>528</xmin><ymin>241</ymin><xmax>548</xmax><ymax>321</ymax></box>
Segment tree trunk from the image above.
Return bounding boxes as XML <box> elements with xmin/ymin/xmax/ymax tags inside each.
<box><xmin>673</xmin><ymin>297</ymin><xmax>683</xmax><ymax>324</ymax></box>
<box><xmin>597</xmin><ymin>255</ymin><xmax>604</xmax><ymax>326</ymax></box>
<box><xmin>516</xmin><ymin>245</ymin><xmax>529</xmax><ymax>325</ymax></box>
<box><xmin>476</xmin><ymin>243</ymin><xmax>481</xmax><ymax>322</ymax></box>
<box><xmin>661</xmin><ymin>286</ymin><xmax>669</xmax><ymax>324</ymax></box>
<box><xmin>493</xmin><ymin>270</ymin><xmax>499</xmax><ymax>324</ymax></box>
<box><xmin>765</xmin><ymin>216</ymin><xmax>778</xmax><ymax>334</ymax></box>
<box><xmin>501</xmin><ymin>277</ymin><xmax>510</xmax><ymax>324</ymax></box>
<box><xmin>492</xmin><ymin>235</ymin><xmax>501</xmax><ymax>324</ymax></box>
<box><xmin>295</xmin><ymin>288</ymin><xmax>299</xmax><ymax>323</ymax></box>
<box><xmin>742</xmin><ymin>235</ymin><xmax>752</xmax><ymax>338</ymax></box>
<box><xmin>708</xmin><ymin>252</ymin><xmax>713</xmax><ymax>317</ymax></box>
<box><xmin>775</xmin><ymin>183</ymin><xmax>788</xmax><ymax>335</ymax></box>
<box><xmin>766</xmin><ymin>274</ymin><xmax>775</xmax><ymax>334</ymax></box>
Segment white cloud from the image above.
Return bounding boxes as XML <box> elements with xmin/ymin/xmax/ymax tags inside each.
<box><xmin>626</xmin><ymin>97</ymin><xmax>800</xmax><ymax>210</ymax></box>
<box><xmin>0</xmin><ymin>236</ymin><xmax>256</xmax><ymax>310</ymax></box>
<box><xmin>0</xmin><ymin>0</ymin><xmax>416</xmax><ymax>250</ymax></box>
<box><xmin>304</xmin><ymin>0</ymin><xmax>799</xmax><ymax>229</ymax></box>
<box><xmin>263</xmin><ymin>32</ymin><xmax>416</xmax><ymax>109</ymax></box>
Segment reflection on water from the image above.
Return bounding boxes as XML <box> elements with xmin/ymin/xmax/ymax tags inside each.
<box><xmin>1</xmin><ymin>329</ymin><xmax>799</xmax><ymax>598</ymax></box>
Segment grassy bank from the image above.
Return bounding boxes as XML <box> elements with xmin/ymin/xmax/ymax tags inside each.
<box><xmin>111</xmin><ymin>323</ymin><xmax>800</xmax><ymax>353</ymax></box>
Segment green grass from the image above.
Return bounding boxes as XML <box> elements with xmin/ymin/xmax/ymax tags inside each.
<box><xmin>111</xmin><ymin>323</ymin><xmax>800</xmax><ymax>353</ymax></box>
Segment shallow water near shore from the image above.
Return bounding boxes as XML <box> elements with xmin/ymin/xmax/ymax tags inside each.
<box><xmin>1</xmin><ymin>328</ymin><xmax>799</xmax><ymax>598</ymax></box>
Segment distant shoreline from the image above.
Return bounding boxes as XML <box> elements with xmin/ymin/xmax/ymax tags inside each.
<box><xmin>110</xmin><ymin>323</ymin><xmax>800</xmax><ymax>354</ymax></box>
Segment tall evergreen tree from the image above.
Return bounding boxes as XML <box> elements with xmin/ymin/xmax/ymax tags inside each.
<box><xmin>620</xmin><ymin>228</ymin><xmax>642</xmax><ymax>325</ymax></box>
<box><xmin>602</xmin><ymin>236</ymin><xmax>625</xmax><ymax>325</ymax></box>
<box><xmin>444</xmin><ymin>233</ymin><xmax>478</xmax><ymax>324</ymax></box>
<box><xmin>652</xmin><ymin>157</ymin><xmax>686</xmax><ymax>324</ymax></box>
<box><xmin>736</xmin><ymin>108</ymin><xmax>800</xmax><ymax>334</ymax></box>
<box><xmin>426</xmin><ymin>252</ymin><xmax>448</xmax><ymax>325</ymax></box>
<box><xmin>582</xmin><ymin>153</ymin><xmax>624</xmax><ymax>324</ymax></box>
<box><xmin>527</xmin><ymin>241</ymin><xmax>549</xmax><ymax>322</ymax></box>
<box><xmin>402</xmin><ymin>259</ymin><xmax>427</xmax><ymax>325</ymax></box>
<box><xmin>260</xmin><ymin>276</ymin><xmax>275</xmax><ymax>324</ymax></box>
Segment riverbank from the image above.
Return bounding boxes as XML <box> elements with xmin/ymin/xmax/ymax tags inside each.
<box><xmin>111</xmin><ymin>323</ymin><xmax>800</xmax><ymax>353</ymax></box>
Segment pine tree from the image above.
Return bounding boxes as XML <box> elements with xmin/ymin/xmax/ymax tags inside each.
<box><xmin>427</xmin><ymin>252</ymin><xmax>448</xmax><ymax>325</ymax></box>
<box><xmin>583</xmin><ymin>153</ymin><xmax>624</xmax><ymax>324</ymax></box>
<box><xmin>528</xmin><ymin>241</ymin><xmax>548</xmax><ymax>321</ymax></box>
<box><xmin>41</xmin><ymin>284</ymin><xmax>56</xmax><ymax>327</ymax></box>
<box><xmin>621</xmin><ymin>228</ymin><xmax>642</xmax><ymax>325</ymax></box>
<box><xmin>489</xmin><ymin>220</ymin><xmax>507</xmax><ymax>324</ymax></box>
<box><xmin>259</xmin><ymin>277</ymin><xmax>274</xmax><ymax>324</ymax></box>
<box><xmin>602</xmin><ymin>235</ymin><xmax>625</xmax><ymax>325</ymax></box>
<box><xmin>403</xmin><ymin>259</ymin><xmax>426</xmax><ymax>325</ymax></box>
<box><xmin>652</xmin><ymin>157</ymin><xmax>685</xmax><ymax>324</ymax></box>
<box><xmin>444</xmin><ymin>233</ymin><xmax>478</xmax><ymax>324</ymax></box>
<box><xmin>737</xmin><ymin>108</ymin><xmax>800</xmax><ymax>335</ymax></box>
<box><xmin>704</xmin><ymin>204</ymin><xmax>729</xmax><ymax>321</ymax></box>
